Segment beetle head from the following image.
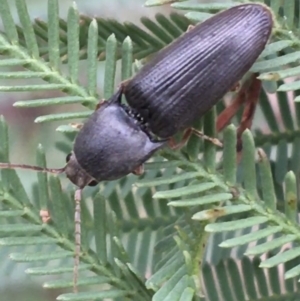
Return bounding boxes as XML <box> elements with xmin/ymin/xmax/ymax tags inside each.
<box><xmin>65</xmin><ymin>152</ymin><xmax>98</xmax><ymax>188</ymax></box>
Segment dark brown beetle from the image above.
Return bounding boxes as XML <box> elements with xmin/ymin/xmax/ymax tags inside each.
<box><xmin>68</xmin><ymin>3</ymin><xmax>273</xmax><ymax>188</ymax></box>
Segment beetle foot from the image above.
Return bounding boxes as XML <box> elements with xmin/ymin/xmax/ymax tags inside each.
<box><xmin>40</xmin><ymin>209</ymin><xmax>51</xmax><ymax>223</ymax></box>
<box><xmin>95</xmin><ymin>99</ymin><xmax>106</xmax><ymax>110</ymax></box>
<box><xmin>132</xmin><ymin>164</ymin><xmax>144</xmax><ymax>176</ymax></box>
<box><xmin>187</xmin><ymin>25</ymin><xmax>195</xmax><ymax>32</ymax></box>
<box><xmin>70</xmin><ymin>123</ymin><xmax>83</xmax><ymax>130</ymax></box>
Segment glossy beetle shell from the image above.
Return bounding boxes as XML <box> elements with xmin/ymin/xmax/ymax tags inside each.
<box><xmin>124</xmin><ymin>4</ymin><xmax>273</xmax><ymax>138</ymax></box>
<box><xmin>72</xmin><ymin>92</ymin><xmax>164</xmax><ymax>182</ymax></box>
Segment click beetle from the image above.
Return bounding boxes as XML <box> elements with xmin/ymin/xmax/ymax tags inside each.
<box><xmin>70</xmin><ymin>3</ymin><xmax>273</xmax><ymax>186</ymax></box>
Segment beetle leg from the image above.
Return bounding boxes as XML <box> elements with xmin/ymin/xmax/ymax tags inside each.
<box><xmin>132</xmin><ymin>164</ymin><xmax>144</xmax><ymax>176</ymax></box>
<box><xmin>190</xmin><ymin>128</ymin><xmax>223</xmax><ymax>147</ymax></box>
<box><xmin>168</xmin><ymin>128</ymin><xmax>192</xmax><ymax>150</ymax></box>
<box><xmin>168</xmin><ymin>128</ymin><xmax>223</xmax><ymax>150</ymax></box>
<box><xmin>168</xmin><ymin>137</ymin><xmax>182</xmax><ymax>150</ymax></box>
<box><xmin>216</xmin><ymin>74</ymin><xmax>261</xmax><ymax>153</ymax></box>
<box><xmin>217</xmin><ymin>86</ymin><xmax>247</xmax><ymax>132</ymax></box>
<box><xmin>236</xmin><ymin>76</ymin><xmax>261</xmax><ymax>141</ymax></box>
<box><xmin>217</xmin><ymin>74</ymin><xmax>259</xmax><ymax>132</ymax></box>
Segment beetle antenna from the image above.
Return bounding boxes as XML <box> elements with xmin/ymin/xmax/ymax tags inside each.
<box><xmin>0</xmin><ymin>163</ymin><xmax>65</xmax><ymax>174</ymax></box>
<box><xmin>73</xmin><ymin>188</ymin><xmax>82</xmax><ymax>293</ymax></box>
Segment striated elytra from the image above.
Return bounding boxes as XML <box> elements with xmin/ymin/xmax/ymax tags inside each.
<box><xmin>124</xmin><ymin>3</ymin><xmax>273</xmax><ymax>138</ymax></box>
<box><xmin>65</xmin><ymin>3</ymin><xmax>273</xmax><ymax>187</ymax></box>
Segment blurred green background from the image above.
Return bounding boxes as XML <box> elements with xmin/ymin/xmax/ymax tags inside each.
<box><xmin>0</xmin><ymin>0</ymin><xmax>237</xmax><ymax>299</ymax></box>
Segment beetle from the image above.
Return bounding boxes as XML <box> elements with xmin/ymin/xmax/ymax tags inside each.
<box><xmin>0</xmin><ymin>3</ymin><xmax>274</xmax><ymax>292</ymax></box>
<box><xmin>68</xmin><ymin>3</ymin><xmax>273</xmax><ymax>188</ymax></box>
